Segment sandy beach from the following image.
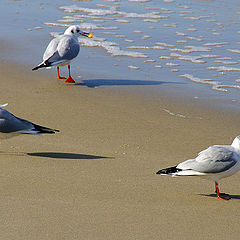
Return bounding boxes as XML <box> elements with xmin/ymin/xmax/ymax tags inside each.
<box><xmin>1</xmin><ymin>61</ymin><xmax>240</xmax><ymax>239</ymax></box>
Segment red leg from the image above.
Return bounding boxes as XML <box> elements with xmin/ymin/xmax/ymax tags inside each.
<box><xmin>65</xmin><ymin>65</ymin><xmax>75</xmax><ymax>83</ymax></box>
<box><xmin>215</xmin><ymin>182</ymin><xmax>230</xmax><ymax>200</ymax></box>
<box><xmin>57</xmin><ymin>66</ymin><xmax>66</xmax><ymax>79</ymax></box>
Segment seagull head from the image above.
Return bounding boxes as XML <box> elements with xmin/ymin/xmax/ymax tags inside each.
<box><xmin>64</xmin><ymin>25</ymin><xmax>93</xmax><ymax>38</ymax></box>
<box><xmin>231</xmin><ymin>135</ymin><xmax>240</xmax><ymax>150</ymax></box>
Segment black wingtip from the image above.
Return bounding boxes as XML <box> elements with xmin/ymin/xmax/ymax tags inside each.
<box><xmin>32</xmin><ymin>66</ymin><xmax>39</xmax><ymax>71</ymax></box>
<box><xmin>32</xmin><ymin>61</ymin><xmax>50</xmax><ymax>71</ymax></box>
<box><xmin>156</xmin><ymin>166</ymin><xmax>179</xmax><ymax>175</ymax></box>
<box><xmin>156</xmin><ymin>169</ymin><xmax>163</xmax><ymax>174</ymax></box>
<box><xmin>32</xmin><ymin>64</ymin><xmax>44</xmax><ymax>71</ymax></box>
<box><xmin>33</xmin><ymin>123</ymin><xmax>60</xmax><ymax>134</ymax></box>
<box><xmin>42</xmin><ymin>128</ymin><xmax>60</xmax><ymax>134</ymax></box>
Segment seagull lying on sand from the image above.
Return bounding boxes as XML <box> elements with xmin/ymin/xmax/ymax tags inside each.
<box><xmin>156</xmin><ymin>136</ymin><xmax>240</xmax><ymax>200</ymax></box>
<box><xmin>32</xmin><ymin>25</ymin><xmax>93</xmax><ymax>83</ymax></box>
<box><xmin>0</xmin><ymin>103</ymin><xmax>59</xmax><ymax>139</ymax></box>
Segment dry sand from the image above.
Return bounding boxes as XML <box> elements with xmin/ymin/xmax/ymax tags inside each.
<box><xmin>1</xmin><ymin>62</ymin><xmax>240</xmax><ymax>240</ymax></box>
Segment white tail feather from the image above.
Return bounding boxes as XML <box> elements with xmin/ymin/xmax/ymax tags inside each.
<box><xmin>174</xmin><ymin>170</ymin><xmax>206</xmax><ymax>176</ymax></box>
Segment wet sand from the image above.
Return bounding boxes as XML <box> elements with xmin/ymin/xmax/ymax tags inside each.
<box><xmin>1</xmin><ymin>62</ymin><xmax>240</xmax><ymax>240</ymax></box>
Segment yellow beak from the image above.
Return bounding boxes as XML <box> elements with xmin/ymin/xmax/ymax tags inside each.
<box><xmin>88</xmin><ymin>33</ymin><xmax>94</xmax><ymax>38</ymax></box>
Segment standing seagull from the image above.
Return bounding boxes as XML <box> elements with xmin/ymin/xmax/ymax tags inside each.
<box><xmin>32</xmin><ymin>25</ymin><xmax>93</xmax><ymax>83</ymax></box>
<box><xmin>0</xmin><ymin>104</ymin><xmax>59</xmax><ymax>140</ymax></box>
<box><xmin>156</xmin><ymin>136</ymin><xmax>240</xmax><ymax>200</ymax></box>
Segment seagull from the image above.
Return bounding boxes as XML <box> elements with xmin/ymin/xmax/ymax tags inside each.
<box><xmin>32</xmin><ymin>25</ymin><xmax>93</xmax><ymax>83</ymax></box>
<box><xmin>156</xmin><ymin>136</ymin><xmax>240</xmax><ymax>200</ymax></box>
<box><xmin>0</xmin><ymin>103</ymin><xmax>59</xmax><ymax>140</ymax></box>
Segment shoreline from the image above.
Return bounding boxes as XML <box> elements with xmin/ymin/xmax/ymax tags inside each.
<box><xmin>1</xmin><ymin>61</ymin><xmax>240</xmax><ymax>240</ymax></box>
<box><xmin>2</xmin><ymin>53</ymin><xmax>240</xmax><ymax>113</ymax></box>
<box><xmin>1</xmin><ymin>60</ymin><xmax>240</xmax><ymax>152</ymax></box>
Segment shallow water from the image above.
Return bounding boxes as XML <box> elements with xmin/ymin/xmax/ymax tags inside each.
<box><xmin>1</xmin><ymin>0</ymin><xmax>240</xmax><ymax>108</ymax></box>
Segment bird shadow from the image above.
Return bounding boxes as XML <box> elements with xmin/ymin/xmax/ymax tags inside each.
<box><xmin>27</xmin><ymin>152</ymin><xmax>112</xmax><ymax>160</ymax></box>
<box><xmin>199</xmin><ymin>193</ymin><xmax>240</xmax><ymax>200</ymax></box>
<box><xmin>74</xmin><ymin>79</ymin><xmax>185</xmax><ymax>88</ymax></box>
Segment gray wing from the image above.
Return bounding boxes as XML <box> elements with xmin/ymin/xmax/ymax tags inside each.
<box><xmin>43</xmin><ymin>35</ymin><xmax>80</xmax><ymax>65</ymax></box>
<box><xmin>43</xmin><ymin>36</ymin><xmax>61</xmax><ymax>61</ymax></box>
<box><xmin>178</xmin><ymin>146</ymin><xmax>237</xmax><ymax>173</ymax></box>
<box><xmin>0</xmin><ymin>108</ymin><xmax>34</xmax><ymax>133</ymax></box>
